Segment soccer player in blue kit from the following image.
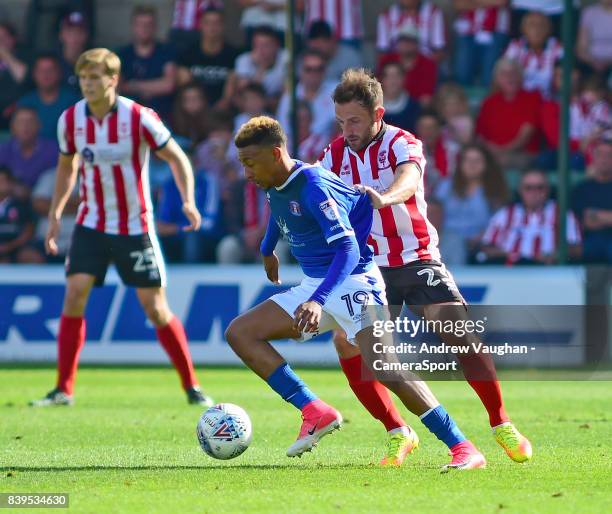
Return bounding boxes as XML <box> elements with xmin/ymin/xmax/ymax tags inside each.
<box><xmin>225</xmin><ymin>116</ymin><xmax>486</xmax><ymax>470</ymax></box>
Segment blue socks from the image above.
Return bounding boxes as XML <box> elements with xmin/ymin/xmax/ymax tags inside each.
<box><xmin>267</xmin><ymin>363</ymin><xmax>318</xmax><ymax>410</ymax></box>
<box><xmin>420</xmin><ymin>405</ymin><xmax>466</xmax><ymax>449</ymax></box>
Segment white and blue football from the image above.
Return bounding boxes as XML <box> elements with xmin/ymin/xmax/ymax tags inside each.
<box><xmin>196</xmin><ymin>403</ymin><xmax>252</xmax><ymax>460</ymax></box>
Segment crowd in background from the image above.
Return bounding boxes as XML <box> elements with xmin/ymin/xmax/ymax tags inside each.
<box><xmin>0</xmin><ymin>0</ymin><xmax>611</xmax><ymax>266</ymax></box>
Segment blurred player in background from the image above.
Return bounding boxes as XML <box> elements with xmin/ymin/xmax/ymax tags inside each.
<box><xmin>30</xmin><ymin>48</ymin><xmax>213</xmax><ymax>408</ymax></box>
<box><xmin>226</xmin><ymin>116</ymin><xmax>486</xmax><ymax>471</ymax></box>
<box><xmin>322</xmin><ymin>68</ymin><xmax>532</xmax><ymax>464</ymax></box>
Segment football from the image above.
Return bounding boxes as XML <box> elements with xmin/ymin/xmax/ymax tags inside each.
<box><xmin>196</xmin><ymin>403</ymin><xmax>253</xmax><ymax>460</ymax></box>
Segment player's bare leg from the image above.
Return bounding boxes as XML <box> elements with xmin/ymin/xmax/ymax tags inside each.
<box><xmin>225</xmin><ymin>300</ymin><xmax>342</xmax><ymax>457</ymax></box>
<box><xmin>334</xmin><ymin>330</ymin><xmax>418</xmax><ymax>466</ymax></box>
<box><xmin>423</xmin><ymin>302</ymin><xmax>532</xmax><ymax>463</ymax></box>
<box><xmin>136</xmin><ymin>287</ymin><xmax>212</xmax><ymax>406</ymax></box>
<box><xmin>354</xmin><ymin>324</ymin><xmax>486</xmax><ymax>471</ymax></box>
<box><xmin>30</xmin><ymin>274</ymin><xmax>95</xmax><ymax>406</ymax></box>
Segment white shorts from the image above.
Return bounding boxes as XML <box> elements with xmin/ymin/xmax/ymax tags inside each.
<box><xmin>269</xmin><ymin>266</ymin><xmax>387</xmax><ymax>343</ymax></box>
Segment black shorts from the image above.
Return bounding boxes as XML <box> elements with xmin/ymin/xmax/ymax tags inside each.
<box><xmin>380</xmin><ymin>260</ymin><xmax>465</xmax><ymax>308</ymax></box>
<box><xmin>66</xmin><ymin>225</ymin><xmax>165</xmax><ymax>288</ymax></box>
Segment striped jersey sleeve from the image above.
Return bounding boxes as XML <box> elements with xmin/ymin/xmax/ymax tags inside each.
<box><xmin>140</xmin><ymin>107</ymin><xmax>171</xmax><ymax>150</ymax></box>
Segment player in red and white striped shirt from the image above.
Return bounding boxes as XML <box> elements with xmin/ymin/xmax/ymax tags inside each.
<box><xmin>480</xmin><ymin>169</ymin><xmax>581</xmax><ymax>264</ymax></box>
<box><xmin>322</xmin><ymin>69</ymin><xmax>532</xmax><ymax>466</ymax></box>
<box><xmin>302</xmin><ymin>0</ymin><xmax>364</xmax><ymax>45</ymax></box>
<box><xmin>31</xmin><ymin>48</ymin><xmax>214</xmax><ymax>408</ymax></box>
<box><xmin>376</xmin><ymin>0</ymin><xmax>446</xmax><ymax>60</ymax></box>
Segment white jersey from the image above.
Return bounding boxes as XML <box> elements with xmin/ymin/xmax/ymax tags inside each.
<box><xmin>57</xmin><ymin>96</ymin><xmax>171</xmax><ymax>236</ymax></box>
<box><xmin>320</xmin><ymin>124</ymin><xmax>440</xmax><ymax>267</ymax></box>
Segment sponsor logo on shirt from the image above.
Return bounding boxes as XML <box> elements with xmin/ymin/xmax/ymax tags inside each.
<box><xmin>319</xmin><ymin>199</ymin><xmax>340</xmax><ymax>221</ymax></box>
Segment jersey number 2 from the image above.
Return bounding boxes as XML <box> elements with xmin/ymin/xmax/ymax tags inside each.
<box><xmin>417</xmin><ymin>268</ymin><xmax>440</xmax><ymax>287</ymax></box>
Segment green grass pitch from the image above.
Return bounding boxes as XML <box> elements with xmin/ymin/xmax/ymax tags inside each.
<box><xmin>1</xmin><ymin>367</ymin><xmax>610</xmax><ymax>514</ymax></box>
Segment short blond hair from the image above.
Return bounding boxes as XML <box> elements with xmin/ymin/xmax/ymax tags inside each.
<box><xmin>75</xmin><ymin>48</ymin><xmax>121</xmax><ymax>76</ymax></box>
<box><xmin>234</xmin><ymin>116</ymin><xmax>287</xmax><ymax>149</ymax></box>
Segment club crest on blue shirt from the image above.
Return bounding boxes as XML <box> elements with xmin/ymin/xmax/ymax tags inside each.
<box><xmin>319</xmin><ymin>199</ymin><xmax>340</xmax><ymax>221</ymax></box>
<box><xmin>288</xmin><ymin>201</ymin><xmax>302</xmax><ymax>216</ymax></box>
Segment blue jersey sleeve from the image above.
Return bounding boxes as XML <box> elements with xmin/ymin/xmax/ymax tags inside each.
<box><xmin>260</xmin><ymin>215</ymin><xmax>280</xmax><ymax>256</ymax></box>
<box><xmin>302</xmin><ymin>182</ymin><xmax>355</xmax><ymax>244</ymax></box>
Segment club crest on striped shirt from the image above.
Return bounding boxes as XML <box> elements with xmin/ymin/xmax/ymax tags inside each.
<box><xmin>378</xmin><ymin>150</ymin><xmax>388</xmax><ymax>167</ymax></box>
<box><xmin>288</xmin><ymin>201</ymin><xmax>302</xmax><ymax>216</ymax></box>
<box><xmin>82</xmin><ymin>147</ymin><xmax>94</xmax><ymax>163</ymax></box>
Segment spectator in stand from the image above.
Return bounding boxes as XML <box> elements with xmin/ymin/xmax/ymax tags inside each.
<box><xmin>171</xmin><ymin>82</ymin><xmax>212</xmax><ymax>150</ymax></box>
<box><xmin>576</xmin><ymin>0</ymin><xmax>612</xmax><ymax>78</ymax></box>
<box><xmin>504</xmin><ymin>11</ymin><xmax>563</xmax><ymax>97</ymax></box>
<box><xmin>24</xmin><ymin>0</ymin><xmax>95</xmax><ymax>53</ymax></box>
<box><xmin>226</xmin><ymin>82</ymin><xmax>269</xmax><ymax>164</ymax></box>
<box><xmin>57</xmin><ymin>11</ymin><xmax>90</xmax><ymax>93</ymax></box>
<box><xmin>378</xmin><ymin>26</ymin><xmax>437</xmax><ymax>107</ymax></box>
<box><xmin>479</xmin><ymin>169</ymin><xmax>581</xmax><ymax>265</ymax></box>
<box><xmin>377</xmin><ymin>0</ymin><xmax>446</xmax><ymax>62</ymax></box>
<box><xmin>118</xmin><ymin>5</ymin><xmax>177</xmax><ymax>121</ymax></box>
<box><xmin>380</xmin><ymin>61</ymin><xmax>420</xmax><ymax>132</ymax></box>
<box><xmin>168</xmin><ymin>0</ymin><xmax>223</xmax><ymax>55</ymax></box>
<box><xmin>434</xmin><ymin>143</ymin><xmax>510</xmax><ymax>265</ymax></box>
<box><xmin>306</xmin><ymin>20</ymin><xmax>362</xmax><ymax>83</ymax></box>
<box><xmin>235</xmin><ymin>26</ymin><xmax>287</xmax><ymax>107</ymax></box>
<box><xmin>0</xmin><ymin>22</ymin><xmax>29</xmax><ymax>130</ymax></box>
<box><xmin>216</xmin><ymin>181</ymin><xmax>270</xmax><ymax>263</ymax></box>
<box><xmin>239</xmin><ymin>0</ymin><xmax>286</xmax><ymax>46</ymax></box>
<box><xmin>576</xmin><ymin>76</ymin><xmax>612</xmax><ymax>168</ymax></box>
<box><xmin>176</xmin><ymin>6</ymin><xmax>239</xmax><ymax>110</ymax></box>
<box><xmin>157</xmin><ymin>165</ymin><xmax>224</xmax><ymax>263</ymax></box>
<box><xmin>416</xmin><ymin>111</ymin><xmax>459</xmax><ymax>194</ymax></box>
<box><xmin>0</xmin><ymin>167</ymin><xmax>36</xmax><ymax>263</ymax></box>
<box><xmin>434</xmin><ymin>82</ymin><xmax>474</xmax><ymax>147</ymax></box>
<box><xmin>31</xmin><ymin>166</ymin><xmax>78</xmax><ymax>262</ymax></box>
<box><xmin>452</xmin><ymin>0</ymin><xmax>510</xmax><ymax>87</ymax></box>
<box><xmin>193</xmin><ymin>110</ymin><xmax>236</xmax><ymax>185</ymax></box>
<box><xmin>276</xmin><ymin>49</ymin><xmax>337</xmax><ymax>140</ymax></box>
<box><xmin>17</xmin><ymin>53</ymin><xmax>79</xmax><ymax>140</ymax></box>
<box><xmin>233</xmin><ymin>82</ymin><xmax>268</xmax><ymax>135</ymax></box>
<box><xmin>509</xmin><ymin>0</ymin><xmax>577</xmax><ymax>39</ymax></box>
<box><xmin>0</xmin><ymin>107</ymin><xmax>57</xmax><ymax>191</ymax></box>
<box><xmin>296</xmin><ymin>100</ymin><xmax>327</xmax><ymax>163</ymax></box>
<box><xmin>537</xmin><ymin>62</ymin><xmax>586</xmax><ymax>171</ymax></box>
<box><xmin>301</xmin><ymin>0</ymin><xmax>364</xmax><ymax>48</ymax></box>
<box><xmin>476</xmin><ymin>58</ymin><xmax>541</xmax><ymax>169</ymax></box>
<box><xmin>572</xmin><ymin>139</ymin><xmax>612</xmax><ymax>263</ymax></box>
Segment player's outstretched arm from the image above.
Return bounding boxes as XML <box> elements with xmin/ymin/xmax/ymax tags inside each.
<box><xmin>355</xmin><ymin>161</ymin><xmax>420</xmax><ymax>209</ymax></box>
<box><xmin>45</xmin><ymin>153</ymin><xmax>78</xmax><ymax>255</ymax></box>
<box><xmin>155</xmin><ymin>138</ymin><xmax>201</xmax><ymax>231</ymax></box>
